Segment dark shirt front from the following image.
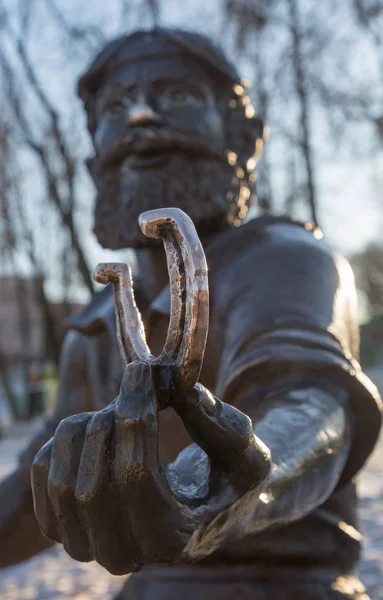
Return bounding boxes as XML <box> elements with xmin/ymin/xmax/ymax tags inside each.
<box><xmin>69</xmin><ymin>216</ymin><xmax>381</xmax><ymax>576</ymax></box>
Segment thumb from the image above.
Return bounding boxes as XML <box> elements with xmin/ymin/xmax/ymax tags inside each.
<box><xmin>116</xmin><ymin>361</ymin><xmax>158</xmax><ymax>422</ymax></box>
<box><xmin>174</xmin><ymin>384</ymin><xmax>271</xmax><ymax>487</ymax></box>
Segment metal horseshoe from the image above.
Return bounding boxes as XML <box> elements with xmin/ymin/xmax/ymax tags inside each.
<box><xmin>93</xmin><ymin>208</ymin><xmax>209</xmax><ymax>395</ymax></box>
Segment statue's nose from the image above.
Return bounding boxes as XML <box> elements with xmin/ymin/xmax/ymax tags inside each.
<box><xmin>128</xmin><ymin>98</ymin><xmax>161</xmax><ymax>126</ymax></box>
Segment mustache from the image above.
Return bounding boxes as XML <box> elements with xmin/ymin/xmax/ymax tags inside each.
<box><xmin>94</xmin><ymin>126</ymin><xmax>225</xmax><ymax>177</ymax></box>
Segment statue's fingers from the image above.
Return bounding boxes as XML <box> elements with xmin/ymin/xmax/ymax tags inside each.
<box><xmin>32</xmin><ymin>441</ymin><xmax>61</xmax><ymax>543</ymax></box>
<box><xmin>175</xmin><ymin>384</ymin><xmax>271</xmax><ymax>490</ymax></box>
<box><xmin>75</xmin><ymin>404</ymin><xmax>142</xmax><ymax>575</ymax></box>
<box><xmin>46</xmin><ymin>414</ymin><xmax>93</xmax><ymax>561</ymax></box>
<box><xmin>115</xmin><ymin>362</ymin><xmax>192</xmax><ymax>563</ymax></box>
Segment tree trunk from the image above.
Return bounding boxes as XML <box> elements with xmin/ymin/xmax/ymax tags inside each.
<box><xmin>0</xmin><ymin>350</ymin><xmax>20</xmax><ymax>421</ymax></box>
<box><xmin>287</xmin><ymin>0</ymin><xmax>319</xmax><ymax>226</ymax></box>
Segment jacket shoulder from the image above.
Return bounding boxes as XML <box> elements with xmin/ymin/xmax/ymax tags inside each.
<box><xmin>206</xmin><ymin>216</ymin><xmax>330</xmax><ymax>273</ymax></box>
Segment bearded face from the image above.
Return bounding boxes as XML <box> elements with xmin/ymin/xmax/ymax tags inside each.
<box><xmin>89</xmin><ymin>55</ymin><xmax>239</xmax><ymax>249</ymax></box>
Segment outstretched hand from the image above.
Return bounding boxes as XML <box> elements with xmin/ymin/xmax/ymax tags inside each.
<box><xmin>32</xmin><ymin>361</ymin><xmax>195</xmax><ymax>575</ymax></box>
<box><xmin>32</xmin><ymin>360</ymin><xmax>271</xmax><ymax>574</ymax></box>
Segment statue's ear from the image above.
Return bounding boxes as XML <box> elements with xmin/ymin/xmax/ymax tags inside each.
<box><xmin>225</xmin><ymin>110</ymin><xmax>264</xmax><ymax>167</ymax></box>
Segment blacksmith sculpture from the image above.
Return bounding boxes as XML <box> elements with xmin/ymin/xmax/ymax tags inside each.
<box><xmin>1</xmin><ymin>28</ymin><xmax>382</xmax><ymax>600</ymax></box>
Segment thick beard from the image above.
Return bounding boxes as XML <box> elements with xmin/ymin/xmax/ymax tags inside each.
<box><xmin>94</xmin><ymin>155</ymin><xmax>236</xmax><ymax>249</ymax></box>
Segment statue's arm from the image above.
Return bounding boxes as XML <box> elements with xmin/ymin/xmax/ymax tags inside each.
<box><xmin>165</xmin><ymin>223</ymin><xmax>377</xmax><ymax>559</ymax></box>
<box><xmin>0</xmin><ymin>330</ymin><xmax>94</xmax><ymax>567</ymax></box>
<box><xmin>174</xmin><ymin>221</ymin><xmax>381</xmax><ymax>560</ymax></box>
<box><xmin>167</xmin><ymin>377</ymin><xmax>352</xmax><ymax>561</ymax></box>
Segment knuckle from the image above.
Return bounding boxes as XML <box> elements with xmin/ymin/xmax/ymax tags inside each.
<box><xmin>47</xmin><ymin>476</ymin><xmax>71</xmax><ymax>503</ymax></box>
<box><xmin>236</xmin><ymin>409</ymin><xmax>253</xmax><ymax>437</ymax></box>
<box><xmin>115</xmin><ymin>412</ymin><xmax>157</xmax><ymax>435</ymax></box>
<box><xmin>85</xmin><ymin>405</ymin><xmax>114</xmax><ymax>438</ymax></box>
<box><xmin>121</xmin><ymin>361</ymin><xmax>152</xmax><ymax>392</ymax></box>
<box><xmin>55</xmin><ymin>413</ymin><xmax>93</xmax><ymax>446</ymax></box>
<box><xmin>32</xmin><ymin>441</ymin><xmax>52</xmax><ymax>472</ymax></box>
<box><xmin>247</xmin><ymin>434</ymin><xmax>272</xmax><ymax>476</ymax></box>
<box><xmin>116</xmin><ymin>455</ymin><xmax>155</xmax><ymax>489</ymax></box>
<box><xmin>229</xmin><ymin>408</ymin><xmax>255</xmax><ymax>452</ymax></box>
<box><xmin>63</xmin><ymin>539</ymin><xmax>92</xmax><ymax>564</ymax></box>
<box><xmin>74</xmin><ymin>463</ymin><xmax>107</xmax><ymax>506</ymax></box>
<box><xmin>127</xmin><ymin>460</ymin><xmax>151</xmax><ymax>482</ymax></box>
<box><xmin>39</xmin><ymin>518</ymin><xmax>61</xmax><ymax>543</ymax></box>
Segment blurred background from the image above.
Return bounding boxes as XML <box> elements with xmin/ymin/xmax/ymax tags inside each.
<box><xmin>0</xmin><ymin>0</ymin><xmax>383</xmax><ymax>598</ymax></box>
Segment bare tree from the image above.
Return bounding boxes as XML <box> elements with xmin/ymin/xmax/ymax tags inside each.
<box><xmin>0</xmin><ymin>3</ymin><xmax>95</xmax><ymax>296</ymax></box>
<box><xmin>286</xmin><ymin>0</ymin><xmax>318</xmax><ymax>226</ymax></box>
<box><xmin>224</xmin><ymin>0</ymin><xmax>321</xmax><ymax>223</ymax></box>
<box><xmin>0</xmin><ymin>127</ymin><xmax>23</xmax><ymax>419</ymax></box>
<box><xmin>352</xmin><ymin>243</ymin><xmax>383</xmax><ymax>319</ymax></box>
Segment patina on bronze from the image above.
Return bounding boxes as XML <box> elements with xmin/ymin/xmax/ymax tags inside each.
<box><xmin>0</xmin><ymin>28</ymin><xmax>381</xmax><ymax>600</ymax></box>
<box><xmin>93</xmin><ymin>208</ymin><xmax>210</xmax><ymax>392</ymax></box>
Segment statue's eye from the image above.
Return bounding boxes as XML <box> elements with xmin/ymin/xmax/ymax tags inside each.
<box><xmin>106</xmin><ymin>97</ymin><xmax>133</xmax><ymax>116</ymax></box>
<box><xmin>159</xmin><ymin>86</ymin><xmax>203</xmax><ymax>108</ymax></box>
<box><xmin>106</xmin><ymin>101</ymin><xmax>125</xmax><ymax>116</ymax></box>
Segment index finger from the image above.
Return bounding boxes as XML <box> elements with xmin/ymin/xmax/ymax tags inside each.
<box><xmin>114</xmin><ymin>361</ymin><xmax>192</xmax><ymax>562</ymax></box>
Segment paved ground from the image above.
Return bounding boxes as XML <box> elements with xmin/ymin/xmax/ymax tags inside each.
<box><xmin>358</xmin><ymin>431</ymin><xmax>383</xmax><ymax>599</ymax></box>
<box><xmin>0</xmin><ymin>377</ymin><xmax>382</xmax><ymax>599</ymax></box>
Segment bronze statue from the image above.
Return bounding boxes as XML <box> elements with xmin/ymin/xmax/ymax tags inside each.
<box><xmin>1</xmin><ymin>28</ymin><xmax>382</xmax><ymax>600</ymax></box>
